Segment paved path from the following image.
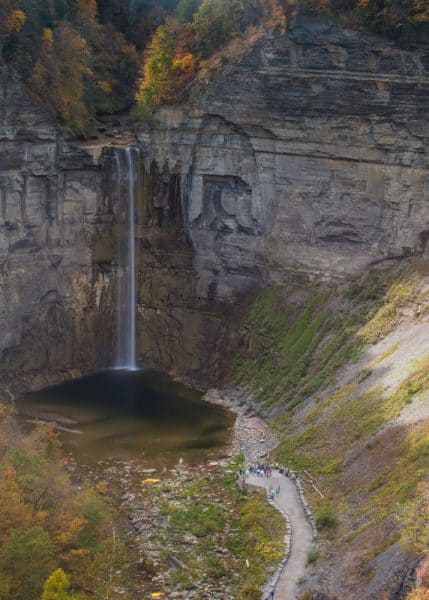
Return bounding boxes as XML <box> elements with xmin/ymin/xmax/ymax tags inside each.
<box><xmin>246</xmin><ymin>471</ymin><xmax>314</xmax><ymax>600</ymax></box>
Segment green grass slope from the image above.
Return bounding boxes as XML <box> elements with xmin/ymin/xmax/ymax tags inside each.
<box><xmin>233</xmin><ymin>262</ymin><xmax>429</xmax><ymax>598</ymax></box>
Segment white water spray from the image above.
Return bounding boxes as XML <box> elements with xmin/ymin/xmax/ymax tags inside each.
<box><xmin>115</xmin><ymin>147</ymin><xmax>138</xmax><ymax>370</ymax></box>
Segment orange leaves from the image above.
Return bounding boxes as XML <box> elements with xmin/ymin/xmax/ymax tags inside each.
<box><xmin>53</xmin><ymin>514</ymin><xmax>87</xmax><ymax>549</ymax></box>
<box><xmin>0</xmin><ymin>461</ymin><xmax>33</xmax><ymax>544</ymax></box>
<box><xmin>137</xmin><ymin>21</ymin><xmax>197</xmax><ymax>117</ymax></box>
<box><xmin>406</xmin><ymin>590</ymin><xmax>429</xmax><ymax>600</ymax></box>
<box><xmin>173</xmin><ymin>52</ymin><xmax>196</xmax><ymax>72</ymax></box>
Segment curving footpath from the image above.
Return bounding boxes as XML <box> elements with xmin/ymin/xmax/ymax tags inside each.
<box><xmin>245</xmin><ymin>471</ymin><xmax>315</xmax><ymax>600</ymax></box>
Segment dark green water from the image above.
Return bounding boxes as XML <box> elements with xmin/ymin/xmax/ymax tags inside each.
<box><xmin>17</xmin><ymin>370</ymin><xmax>234</xmax><ymax>468</ymax></box>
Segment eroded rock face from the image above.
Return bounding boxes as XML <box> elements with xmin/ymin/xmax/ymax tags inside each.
<box><xmin>0</xmin><ymin>61</ymin><xmax>117</xmax><ymax>384</ymax></box>
<box><xmin>132</xmin><ymin>158</ymin><xmax>233</xmax><ymax>382</ymax></box>
<box><xmin>1</xmin><ymin>19</ymin><xmax>428</xmax><ymax>385</ymax></box>
<box><xmin>138</xmin><ymin>18</ymin><xmax>429</xmax><ymax>303</ymax></box>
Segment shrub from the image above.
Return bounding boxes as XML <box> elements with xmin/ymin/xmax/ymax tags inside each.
<box><xmin>315</xmin><ymin>506</ymin><xmax>338</xmax><ymax>531</ymax></box>
<box><xmin>307</xmin><ymin>546</ymin><xmax>319</xmax><ymax>564</ymax></box>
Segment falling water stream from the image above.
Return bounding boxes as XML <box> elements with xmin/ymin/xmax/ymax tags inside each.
<box><xmin>116</xmin><ymin>147</ymin><xmax>138</xmax><ymax>370</ymax></box>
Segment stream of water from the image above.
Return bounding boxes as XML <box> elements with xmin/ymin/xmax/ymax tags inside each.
<box><xmin>115</xmin><ymin>146</ymin><xmax>138</xmax><ymax>370</ymax></box>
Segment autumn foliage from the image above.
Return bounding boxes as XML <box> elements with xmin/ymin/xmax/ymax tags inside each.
<box><xmin>406</xmin><ymin>590</ymin><xmax>429</xmax><ymax>600</ymax></box>
<box><xmin>0</xmin><ymin>407</ymin><xmax>129</xmax><ymax>599</ymax></box>
<box><xmin>136</xmin><ymin>0</ymin><xmax>428</xmax><ymax>118</ymax></box>
<box><xmin>1</xmin><ymin>0</ymin><xmax>427</xmax><ymax>131</ymax></box>
<box><xmin>1</xmin><ymin>0</ymin><xmax>139</xmax><ymax>136</ymax></box>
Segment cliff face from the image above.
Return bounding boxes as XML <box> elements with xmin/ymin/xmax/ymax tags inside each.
<box><xmin>138</xmin><ymin>19</ymin><xmax>429</xmax><ymax>305</ymax></box>
<box><xmin>0</xmin><ymin>18</ymin><xmax>428</xmax><ymax>386</ymax></box>
<box><xmin>0</xmin><ymin>61</ymin><xmax>117</xmax><ymax>387</ymax></box>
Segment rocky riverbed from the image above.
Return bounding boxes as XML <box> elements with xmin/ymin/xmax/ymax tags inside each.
<box><xmin>62</xmin><ymin>386</ymin><xmax>283</xmax><ymax>599</ymax></box>
<box><xmin>203</xmin><ymin>388</ymin><xmax>278</xmax><ymax>462</ymax></box>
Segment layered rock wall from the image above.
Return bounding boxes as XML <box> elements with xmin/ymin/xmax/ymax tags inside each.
<box><xmin>0</xmin><ymin>61</ymin><xmax>117</xmax><ymax>384</ymax></box>
<box><xmin>138</xmin><ymin>19</ymin><xmax>429</xmax><ymax>304</ymax></box>
<box><xmin>1</xmin><ymin>18</ymin><xmax>428</xmax><ymax>385</ymax></box>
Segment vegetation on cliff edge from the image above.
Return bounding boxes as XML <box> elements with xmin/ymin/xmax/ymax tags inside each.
<box><xmin>1</xmin><ymin>0</ymin><xmax>427</xmax><ymax>134</ymax></box>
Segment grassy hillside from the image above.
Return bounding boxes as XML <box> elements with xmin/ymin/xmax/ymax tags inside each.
<box><xmin>233</xmin><ymin>263</ymin><xmax>429</xmax><ymax>598</ymax></box>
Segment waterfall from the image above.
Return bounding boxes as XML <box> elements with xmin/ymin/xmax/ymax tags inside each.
<box><xmin>115</xmin><ymin>147</ymin><xmax>138</xmax><ymax>370</ymax></box>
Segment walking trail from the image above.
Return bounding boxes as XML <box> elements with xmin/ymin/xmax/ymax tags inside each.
<box><xmin>245</xmin><ymin>471</ymin><xmax>314</xmax><ymax>600</ymax></box>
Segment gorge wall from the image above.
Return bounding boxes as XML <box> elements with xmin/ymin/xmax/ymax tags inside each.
<box><xmin>0</xmin><ymin>18</ymin><xmax>428</xmax><ymax>387</ymax></box>
<box><xmin>138</xmin><ymin>18</ymin><xmax>429</xmax><ymax>300</ymax></box>
<box><xmin>0</xmin><ymin>60</ymin><xmax>117</xmax><ymax>393</ymax></box>
<box><xmin>133</xmin><ymin>18</ymin><xmax>429</xmax><ymax>381</ymax></box>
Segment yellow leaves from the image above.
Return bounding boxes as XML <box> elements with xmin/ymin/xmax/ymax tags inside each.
<box><xmin>255</xmin><ymin>539</ymin><xmax>284</xmax><ymax>563</ymax></box>
<box><xmin>42</xmin><ymin>568</ymin><xmax>74</xmax><ymax>600</ymax></box>
<box><xmin>0</xmin><ymin>404</ymin><xmax>9</xmax><ymax>420</ymax></box>
<box><xmin>144</xmin><ymin>478</ymin><xmax>161</xmax><ymax>484</ymax></box>
<box><xmin>95</xmin><ymin>479</ymin><xmax>108</xmax><ymax>494</ymax></box>
<box><xmin>6</xmin><ymin>9</ymin><xmax>26</xmax><ymax>33</ymax></box>
<box><xmin>42</xmin><ymin>27</ymin><xmax>53</xmax><ymax>49</ymax></box>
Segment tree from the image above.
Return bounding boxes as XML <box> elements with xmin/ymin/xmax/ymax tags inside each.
<box><xmin>192</xmin><ymin>0</ymin><xmax>246</xmax><ymax>56</ymax></box>
<box><xmin>42</xmin><ymin>569</ymin><xmax>76</xmax><ymax>600</ymax></box>
<box><xmin>174</xmin><ymin>0</ymin><xmax>201</xmax><ymax>22</ymax></box>
<box><xmin>31</xmin><ymin>22</ymin><xmax>94</xmax><ymax>135</ymax></box>
<box><xmin>0</xmin><ymin>526</ymin><xmax>55</xmax><ymax>599</ymax></box>
<box><xmin>0</xmin><ymin>2</ymin><xmax>26</xmax><ymax>47</ymax></box>
<box><xmin>136</xmin><ymin>17</ymin><xmax>196</xmax><ymax>118</ymax></box>
<box><xmin>0</xmin><ymin>461</ymin><xmax>33</xmax><ymax>544</ymax></box>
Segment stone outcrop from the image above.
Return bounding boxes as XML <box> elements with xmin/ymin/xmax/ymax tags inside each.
<box><xmin>138</xmin><ymin>18</ymin><xmax>429</xmax><ymax>304</ymax></box>
<box><xmin>0</xmin><ymin>60</ymin><xmax>117</xmax><ymax>385</ymax></box>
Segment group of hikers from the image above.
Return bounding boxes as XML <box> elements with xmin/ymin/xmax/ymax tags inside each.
<box><xmin>238</xmin><ymin>463</ymin><xmax>290</xmax><ymax>479</ymax></box>
<box><xmin>237</xmin><ymin>462</ymin><xmax>291</xmax><ymax>498</ymax></box>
